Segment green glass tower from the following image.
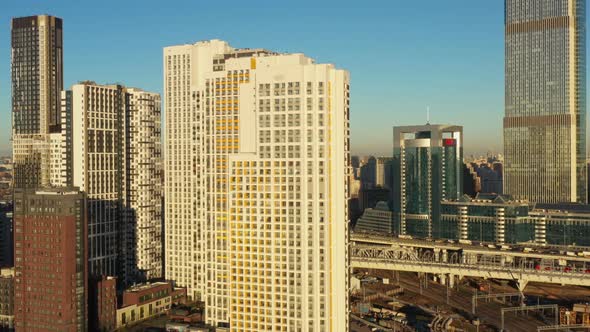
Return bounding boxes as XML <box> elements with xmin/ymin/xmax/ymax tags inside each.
<box><xmin>393</xmin><ymin>125</ymin><xmax>463</xmax><ymax>238</ymax></box>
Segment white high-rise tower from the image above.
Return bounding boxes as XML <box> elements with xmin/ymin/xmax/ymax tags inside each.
<box><xmin>164</xmin><ymin>39</ymin><xmax>350</xmax><ymax>331</ymax></box>
<box><xmin>69</xmin><ymin>82</ymin><xmax>163</xmax><ymax>284</ymax></box>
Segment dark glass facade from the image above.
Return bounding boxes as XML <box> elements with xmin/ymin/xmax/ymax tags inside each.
<box><xmin>403</xmin><ymin>147</ymin><xmax>430</xmax><ymax>215</ymax></box>
<box><xmin>393</xmin><ymin>125</ymin><xmax>463</xmax><ymax>239</ymax></box>
<box><xmin>437</xmin><ymin>194</ymin><xmax>590</xmax><ymax>247</ymax></box>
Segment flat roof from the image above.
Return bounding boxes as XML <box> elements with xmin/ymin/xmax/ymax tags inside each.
<box><xmin>125</xmin><ymin>281</ymin><xmax>170</xmax><ymax>293</ymax></box>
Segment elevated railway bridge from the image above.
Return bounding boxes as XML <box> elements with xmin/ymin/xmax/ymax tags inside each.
<box><xmin>351</xmin><ymin>233</ymin><xmax>590</xmax><ymax>290</ymax></box>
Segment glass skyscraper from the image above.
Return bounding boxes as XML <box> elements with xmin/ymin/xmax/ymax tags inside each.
<box><xmin>504</xmin><ymin>0</ymin><xmax>587</xmax><ymax>204</ymax></box>
<box><xmin>393</xmin><ymin>124</ymin><xmax>463</xmax><ymax>239</ymax></box>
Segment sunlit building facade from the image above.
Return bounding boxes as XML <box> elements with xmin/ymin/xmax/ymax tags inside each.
<box><xmin>164</xmin><ymin>39</ymin><xmax>350</xmax><ymax>331</ymax></box>
<box><xmin>11</xmin><ymin>15</ymin><xmax>63</xmax><ymax>189</ymax></box>
<box><xmin>504</xmin><ymin>0</ymin><xmax>587</xmax><ymax>204</ymax></box>
<box><xmin>71</xmin><ymin>83</ymin><xmax>126</xmax><ymax>281</ymax></box>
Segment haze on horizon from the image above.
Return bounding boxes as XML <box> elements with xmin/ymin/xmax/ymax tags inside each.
<box><xmin>0</xmin><ymin>0</ymin><xmax>587</xmax><ymax>158</ymax></box>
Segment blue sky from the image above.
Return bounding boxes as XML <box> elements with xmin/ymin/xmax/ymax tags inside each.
<box><xmin>1</xmin><ymin>1</ymin><xmax>512</xmax><ymax>156</ymax></box>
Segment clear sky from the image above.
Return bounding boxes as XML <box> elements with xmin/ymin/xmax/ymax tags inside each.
<box><xmin>0</xmin><ymin>0</ymin><xmax>550</xmax><ymax>157</ymax></box>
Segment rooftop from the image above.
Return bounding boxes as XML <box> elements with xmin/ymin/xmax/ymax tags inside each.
<box><xmin>125</xmin><ymin>281</ymin><xmax>170</xmax><ymax>293</ymax></box>
<box><xmin>373</xmin><ymin>201</ymin><xmax>390</xmax><ymax>211</ymax></box>
<box><xmin>0</xmin><ymin>267</ymin><xmax>15</xmax><ymax>277</ymax></box>
<box><xmin>443</xmin><ymin>193</ymin><xmax>530</xmax><ymax>207</ymax></box>
<box><xmin>535</xmin><ymin>203</ymin><xmax>590</xmax><ymax>213</ymax></box>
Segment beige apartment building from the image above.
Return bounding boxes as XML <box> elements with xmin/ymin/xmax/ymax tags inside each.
<box><xmin>164</xmin><ymin>39</ymin><xmax>350</xmax><ymax>331</ymax></box>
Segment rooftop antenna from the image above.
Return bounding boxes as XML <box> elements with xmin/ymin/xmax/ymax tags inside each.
<box><xmin>426</xmin><ymin>106</ymin><xmax>430</xmax><ymax>125</ymax></box>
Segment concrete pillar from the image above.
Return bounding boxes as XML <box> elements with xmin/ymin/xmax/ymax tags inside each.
<box><xmin>442</xmin><ymin>249</ymin><xmax>448</xmax><ymax>263</ymax></box>
<box><xmin>535</xmin><ymin>217</ymin><xmax>547</xmax><ymax>245</ymax></box>
<box><xmin>517</xmin><ymin>279</ymin><xmax>528</xmax><ymax>292</ymax></box>
<box><xmin>495</xmin><ymin>207</ymin><xmax>506</xmax><ymax>244</ymax></box>
<box><xmin>449</xmin><ymin>274</ymin><xmax>455</xmax><ymax>288</ymax></box>
<box><xmin>439</xmin><ymin>274</ymin><xmax>447</xmax><ymax>285</ymax></box>
<box><xmin>459</xmin><ymin>206</ymin><xmax>468</xmax><ymax>240</ymax></box>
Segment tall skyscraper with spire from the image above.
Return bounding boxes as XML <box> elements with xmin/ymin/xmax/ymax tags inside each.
<box><xmin>504</xmin><ymin>0</ymin><xmax>587</xmax><ymax>204</ymax></box>
<box><xmin>11</xmin><ymin>15</ymin><xmax>63</xmax><ymax>189</ymax></box>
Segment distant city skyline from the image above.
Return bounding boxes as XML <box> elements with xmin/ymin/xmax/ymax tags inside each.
<box><xmin>0</xmin><ymin>1</ymin><xmax>589</xmax><ymax>157</ymax></box>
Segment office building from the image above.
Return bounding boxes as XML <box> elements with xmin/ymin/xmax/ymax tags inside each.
<box><xmin>164</xmin><ymin>39</ymin><xmax>350</xmax><ymax>331</ymax></box>
<box><xmin>349</xmin><ymin>174</ymin><xmax>361</xmax><ymax>199</ymax></box>
<box><xmin>359</xmin><ymin>186</ymin><xmax>390</xmax><ymax>212</ymax></box>
<box><xmin>504</xmin><ymin>0</ymin><xmax>587</xmax><ymax>203</ymax></box>
<box><xmin>351</xmin><ymin>156</ymin><xmax>360</xmax><ymax>169</ymax></box>
<box><xmin>68</xmin><ymin>82</ymin><xmax>163</xmax><ymax>284</ymax></box>
<box><xmin>393</xmin><ymin>124</ymin><xmax>463</xmax><ymax>239</ymax></box>
<box><xmin>440</xmin><ymin>193</ymin><xmax>590</xmax><ymax>246</ymax></box>
<box><xmin>354</xmin><ymin>201</ymin><xmax>394</xmax><ymax>235</ymax></box>
<box><xmin>348</xmin><ymin>175</ymin><xmax>362</xmax><ymax>224</ymax></box>
<box><xmin>360</xmin><ymin>156</ymin><xmax>376</xmax><ymax>189</ymax></box>
<box><xmin>465</xmin><ymin>159</ymin><xmax>503</xmax><ymax>195</ymax></box>
<box><xmin>0</xmin><ymin>268</ymin><xmax>14</xmax><ymax>331</ymax></box>
<box><xmin>375</xmin><ymin>157</ymin><xmax>393</xmax><ymax>189</ymax></box>
<box><xmin>463</xmin><ymin>163</ymin><xmax>481</xmax><ymax>197</ymax></box>
<box><xmin>13</xmin><ymin>188</ymin><xmax>87</xmax><ymax>331</ymax></box>
<box><xmin>11</xmin><ymin>15</ymin><xmax>63</xmax><ymax>189</ymax></box>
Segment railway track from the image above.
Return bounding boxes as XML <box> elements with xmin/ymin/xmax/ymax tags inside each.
<box><xmin>394</xmin><ymin>272</ymin><xmax>547</xmax><ymax>331</ymax></box>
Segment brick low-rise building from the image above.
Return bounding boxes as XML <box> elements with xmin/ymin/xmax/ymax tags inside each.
<box><xmin>117</xmin><ymin>281</ymin><xmax>186</xmax><ymax>328</ymax></box>
<box><xmin>89</xmin><ymin>276</ymin><xmax>117</xmax><ymax>332</ymax></box>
